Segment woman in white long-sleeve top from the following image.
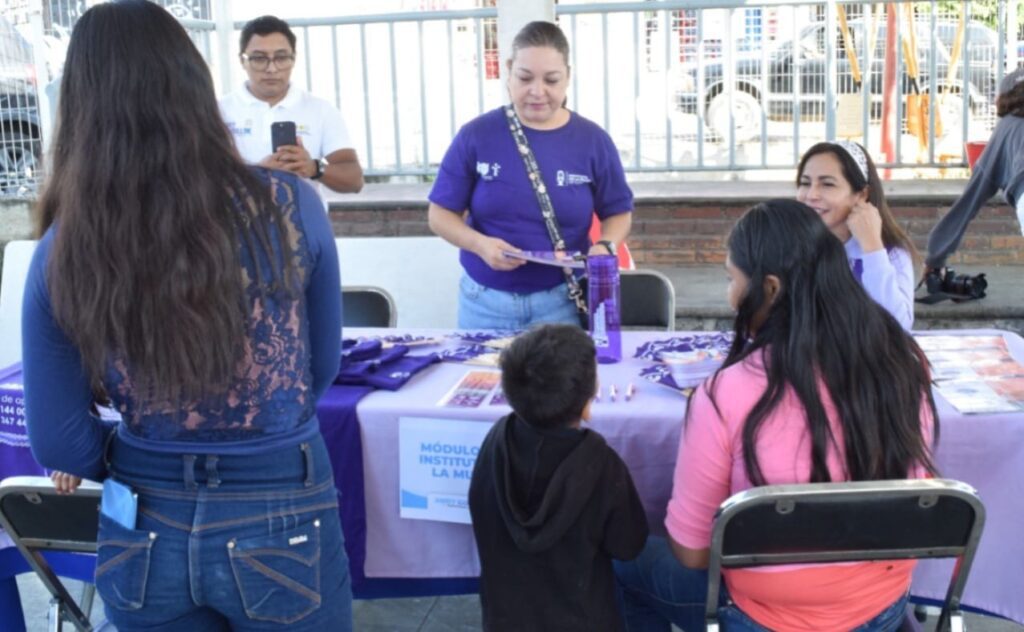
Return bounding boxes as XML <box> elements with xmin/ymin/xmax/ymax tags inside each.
<box><xmin>797</xmin><ymin>140</ymin><xmax>918</xmax><ymax>329</ymax></box>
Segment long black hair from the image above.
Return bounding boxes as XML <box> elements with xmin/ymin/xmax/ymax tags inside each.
<box><xmin>37</xmin><ymin>0</ymin><xmax>296</xmax><ymax>403</ymax></box>
<box><xmin>705</xmin><ymin>199</ymin><xmax>937</xmax><ymax>485</ymax></box>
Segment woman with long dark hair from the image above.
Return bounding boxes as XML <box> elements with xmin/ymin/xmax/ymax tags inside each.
<box><xmin>615</xmin><ymin>200</ymin><xmax>937</xmax><ymax>631</ymax></box>
<box><xmin>22</xmin><ymin>2</ymin><xmax>349</xmax><ymax>629</ymax></box>
<box><xmin>796</xmin><ymin>140</ymin><xmax>918</xmax><ymax>329</ymax></box>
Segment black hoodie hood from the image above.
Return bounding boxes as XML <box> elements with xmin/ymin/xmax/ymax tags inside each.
<box><xmin>468</xmin><ymin>412</ymin><xmax>649</xmax><ymax>631</ymax></box>
<box><xmin>490</xmin><ymin>413</ymin><xmax>608</xmax><ymax>553</ymax></box>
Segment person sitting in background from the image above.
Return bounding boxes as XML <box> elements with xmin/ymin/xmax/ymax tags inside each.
<box><xmin>927</xmin><ymin>67</ymin><xmax>1024</xmax><ymax>272</ymax></box>
<box><xmin>469</xmin><ymin>324</ymin><xmax>648</xmax><ymax>631</ymax></box>
<box><xmin>220</xmin><ymin>15</ymin><xmax>364</xmax><ymax>194</ymax></box>
<box><xmin>797</xmin><ymin>140</ymin><xmax>918</xmax><ymax>329</ymax></box>
<box><xmin>615</xmin><ymin>199</ymin><xmax>937</xmax><ymax>631</ymax></box>
<box><xmin>23</xmin><ymin>2</ymin><xmax>349</xmax><ymax>629</ymax></box>
<box><xmin>428</xmin><ymin>21</ymin><xmax>633</xmax><ymax>330</ymax></box>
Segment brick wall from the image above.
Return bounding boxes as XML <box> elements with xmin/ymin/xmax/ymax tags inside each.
<box><xmin>329</xmin><ymin>198</ymin><xmax>1024</xmax><ymax>266</ymax></box>
<box><xmin>3</xmin><ymin>192</ymin><xmax>1016</xmax><ymax>268</ymax></box>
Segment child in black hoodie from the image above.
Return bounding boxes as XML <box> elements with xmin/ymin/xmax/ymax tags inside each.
<box><xmin>469</xmin><ymin>324</ymin><xmax>649</xmax><ymax>631</ymax></box>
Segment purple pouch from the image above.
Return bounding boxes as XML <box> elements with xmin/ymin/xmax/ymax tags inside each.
<box><xmin>336</xmin><ymin>345</ymin><xmax>409</xmax><ymax>384</ymax></box>
<box><xmin>363</xmin><ymin>354</ymin><xmax>440</xmax><ymax>391</ymax></box>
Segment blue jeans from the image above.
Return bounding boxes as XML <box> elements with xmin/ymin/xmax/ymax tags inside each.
<box><xmin>457</xmin><ymin>273</ymin><xmax>581</xmax><ymax>329</ymax></box>
<box><xmin>97</xmin><ymin>432</ymin><xmax>352</xmax><ymax>631</ymax></box>
<box><xmin>614</xmin><ymin>536</ymin><xmax>910</xmax><ymax>632</ymax></box>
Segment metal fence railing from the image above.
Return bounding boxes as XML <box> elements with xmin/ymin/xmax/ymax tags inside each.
<box><xmin>213</xmin><ymin>1</ymin><xmax>1024</xmax><ymax>177</ymax></box>
<box><xmin>0</xmin><ymin>0</ymin><xmax>217</xmax><ymax>196</ymax></box>
<box><xmin>0</xmin><ymin>0</ymin><xmax>1021</xmax><ymax>195</ymax></box>
<box><xmin>559</xmin><ymin>0</ymin><xmax>1015</xmax><ymax>173</ymax></box>
<box><xmin>0</xmin><ymin>0</ymin><xmax>44</xmax><ymax>196</ymax></box>
<box><xmin>243</xmin><ymin>8</ymin><xmax>503</xmax><ymax>178</ymax></box>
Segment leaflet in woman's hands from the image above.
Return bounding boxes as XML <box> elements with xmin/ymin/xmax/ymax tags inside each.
<box><xmin>502</xmin><ymin>250</ymin><xmax>585</xmax><ymax>268</ymax></box>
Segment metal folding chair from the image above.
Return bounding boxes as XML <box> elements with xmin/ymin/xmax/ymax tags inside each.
<box><xmin>342</xmin><ymin>285</ymin><xmax>397</xmax><ymax>328</ymax></box>
<box><xmin>706</xmin><ymin>479</ymin><xmax>986</xmax><ymax>632</ymax></box>
<box><xmin>619</xmin><ymin>269</ymin><xmax>676</xmax><ymax>331</ymax></box>
<box><xmin>0</xmin><ymin>476</ymin><xmax>105</xmax><ymax>632</ymax></box>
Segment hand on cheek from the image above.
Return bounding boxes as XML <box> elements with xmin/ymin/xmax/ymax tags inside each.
<box><xmin>846</xmin><ymin>201</ymin><xmax>884</xmax><ymax>253</ymax></box>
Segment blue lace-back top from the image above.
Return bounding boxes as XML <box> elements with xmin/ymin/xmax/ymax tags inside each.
<box><xmin>22</xmin><ymin>170</ymin><xmax>342</xmax><ymax>477</ymax></box>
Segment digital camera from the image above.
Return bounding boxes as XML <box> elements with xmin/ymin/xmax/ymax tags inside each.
<box><xmin>924</xmin><ymin>268</ymin><xmax>988</xmax><ymax>300</ymax></box>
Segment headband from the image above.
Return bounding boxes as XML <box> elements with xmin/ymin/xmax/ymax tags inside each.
<box><xmin>833</xmin><ymin>140</ymin><xmax>869</xmax><ymax>181</ymax></box>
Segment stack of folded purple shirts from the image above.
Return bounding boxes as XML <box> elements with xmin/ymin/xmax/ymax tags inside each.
<box><xmin>378</xmin><ymin>334</ymin><xmax>438</xmax><ymax>345</ymax></box>
<box><xmin>436</xmin><ymin>331</ymin><xmax>521</xmax><ymax>364</ymax></box>
<box><xmin>437</xmin><ymin>344</ymin><xmax>494</xmax><ymax>363</ymax></box>
<box><xmin>639</xmin><ymin>364</ymin><xmax>693</xmax><ymax>392</ymax></box>
<box><xmin>635</xmin><ymin>333</ymin><xmax>734</xmax><ymax>393</ymax></box>
<box><xmin>335</xmin><ymin>339</ymin><xmax>439</xmax><ymax>390</ymax></box>
<box><xmin>453</xmin><ymin>330</ymin><xmax>521</xmax><ymax>344</ymax></box>
<box><xmin>633</xmin><ymin>333</ymin><xmax>734</xmax><ymax>361</ymax></box>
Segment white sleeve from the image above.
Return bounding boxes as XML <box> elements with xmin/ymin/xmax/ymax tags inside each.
<box><xmin>319</xmin><ymin>102</ymin><xmax>353</xmax><ymax>157</ymax></box>
<box><xmin>860</xmin><ymin>247</ymin><xmax>915</xmax><ymax>330</ymax></box>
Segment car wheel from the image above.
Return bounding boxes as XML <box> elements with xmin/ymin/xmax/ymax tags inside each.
<box><xmin>706</xmin><ymin>89</ymin><xmax>763</xmax><ymax>143</ymax></box>
<box><xmin>0</xmin><ymin>128</ymin><xmax>41</xmax><ymax>194</ymax></box>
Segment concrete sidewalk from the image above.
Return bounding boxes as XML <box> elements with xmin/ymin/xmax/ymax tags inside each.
<box><xmin>14</xmin><ymin>573</ymin><xmax>1024</xmax><ymax>631</ymax></box>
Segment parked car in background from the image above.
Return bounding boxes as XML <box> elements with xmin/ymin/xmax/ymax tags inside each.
<box><xmin>0</xmin><ymin>16</ymin><xmax>41</xmax><ymax>194</ymax></box>
<box><xmin>677</xmin><ymin>19</ymin><xmax>1000</xmax><ymax>142</ymax></box>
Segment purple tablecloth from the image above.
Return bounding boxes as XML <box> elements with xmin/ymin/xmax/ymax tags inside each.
<box><xmin>2</xmin><ymin>330</ymin><xmax>1023</xmax><ymax>623</ymax></box>
<box><xmin>349</xmin><ymin>328</ymin><xmax>1024</xmax><ymax>625</ymax></box>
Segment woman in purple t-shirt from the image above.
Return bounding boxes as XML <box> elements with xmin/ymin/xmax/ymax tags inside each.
<box><xmin>428</xmin><ymin>21</ymin><xmax>634</xmax><ymax>330</ymax></box>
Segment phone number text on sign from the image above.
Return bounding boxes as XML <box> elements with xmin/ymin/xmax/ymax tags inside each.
<box><xmin>0</xmin><ymin>385</ymin><xmax>25</xmax><ymax>428</ymax></box>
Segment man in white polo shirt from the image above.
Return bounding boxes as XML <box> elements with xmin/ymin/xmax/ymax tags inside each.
<box><xmin>220</xmin><ymin>15</ymin><xmax>364</xmax><ymax>193</ymax></box>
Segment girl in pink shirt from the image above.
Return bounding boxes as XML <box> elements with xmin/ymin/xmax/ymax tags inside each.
<box><xmin>615</xmin><ymin>199</ymin><xmax>937</xmax><ymax>631</ymax></box>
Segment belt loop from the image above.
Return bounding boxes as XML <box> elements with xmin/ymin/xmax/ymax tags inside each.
<box><xmin>205</xmin><ymin>455</ymin><xmax>220</xmax><ymax>489</ymax></box>
<box><xmin>182</xmin><ymin>455</ymin><xmax>198</xmax><ymax>490</ymax></box>
<box><xmin>101</xmin><ymin>427</ymin><xmax>118</xmax><ymax>472</ymax></box>
<box><xmin>301</xmin><ymin>442</ymin><xmax>314</xmax><ymax>487</ymax></box>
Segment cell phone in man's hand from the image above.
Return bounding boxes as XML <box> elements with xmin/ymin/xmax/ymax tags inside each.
<box><xmin>271</xmin><ymin>121</ymin><xmax>297</xmax><ymax>152</ymax></box>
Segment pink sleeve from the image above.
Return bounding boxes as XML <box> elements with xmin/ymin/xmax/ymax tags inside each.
<box><xmin>664</xmin><ymin>383</ymin><xmax>736</xmax><ymax>549</ymax></box>
<box><xmin>911</xmin><ymin>398</ymin><xmax>937</xmax><ymax>478</ymax></box>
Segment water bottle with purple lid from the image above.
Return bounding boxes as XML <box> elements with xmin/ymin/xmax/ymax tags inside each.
<box><xmin>586</xmin><ymin>254</ymin><xmax>621</xmax><ymax>364</ymax></box>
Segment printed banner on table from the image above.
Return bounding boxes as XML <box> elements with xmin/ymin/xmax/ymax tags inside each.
<box><xmin>398</xmin><ymin>416</ymin><xmax>492</xmax><ymax>524</ymax></box>
<box><xmin>0</xmin><ymin>374</ymin><xmax>45</xmax><ymax>480</ymax></box>
<box><xmin>0</xmin><ymin>379</ymin><xmax>27</xmax><ymax>448</ymax></box>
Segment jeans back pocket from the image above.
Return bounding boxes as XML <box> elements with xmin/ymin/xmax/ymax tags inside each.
<box><xmin>227</xmin><ymin>518</ymin><xmax>322</xmax><ymax>624</ymax></box>
<box><xmin>94</xmin><ymin>513</ymin><xmax>157</xmax><ymax>611</ymax></box>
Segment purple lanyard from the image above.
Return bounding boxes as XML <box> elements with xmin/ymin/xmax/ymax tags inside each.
<box><xmin>851</xmin><ymin>246</ymin><xmax>894</xmax><ymax>282</ymax></box>
<box><xmin>851</xmin><ymin>258</ymin><xmax>864</xmax><ymax>281</ymax></box>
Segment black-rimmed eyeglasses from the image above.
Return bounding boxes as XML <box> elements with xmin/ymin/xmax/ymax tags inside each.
<box><xmin>241</xmin><ymin>53</ymin><xmax>295</xmax><ymax>71</ymax></box>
